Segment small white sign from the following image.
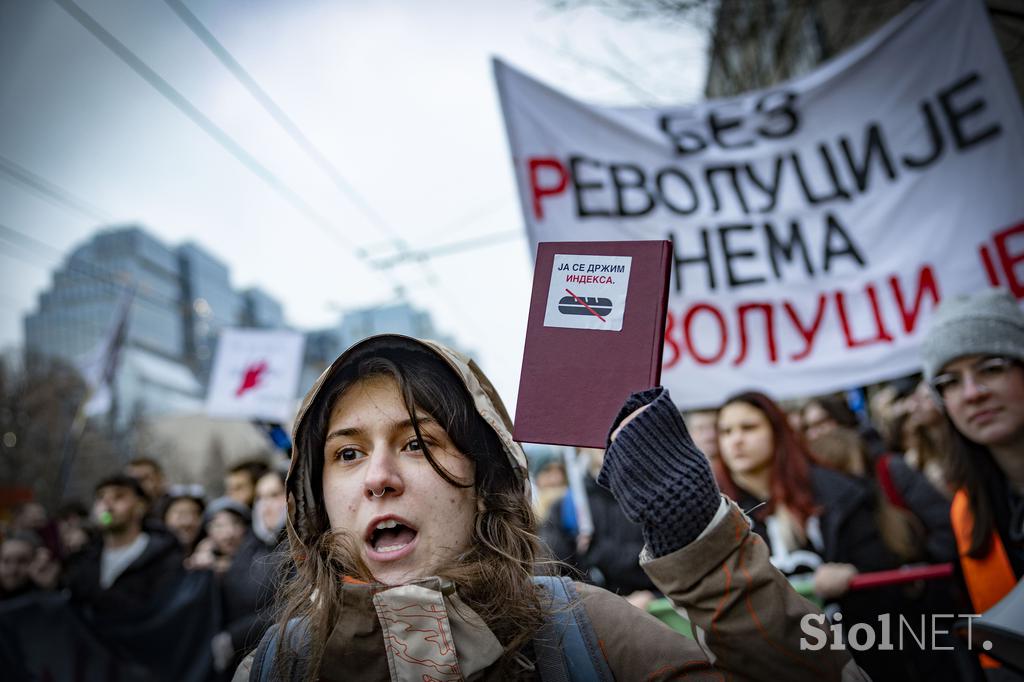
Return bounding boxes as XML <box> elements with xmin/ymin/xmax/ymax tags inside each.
<box><xmin>206</xmin><ymin>328</ymin><xmax>305</xmax><ymax>423</ymax></box>
<box><xmin>543</xmin><ymin>254</ymin><xmax>632</xmax><ymax>331</ymax></box>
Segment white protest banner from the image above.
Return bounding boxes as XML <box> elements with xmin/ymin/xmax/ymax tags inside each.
<box><xmin>495</xmin><ymin>0</ymin><xmax>1024</xmax><ymax>408</ymax></box>
<box><xmin>205</xmin><ymin>328</ymin><xmax>305</xmax><ymax>423</ymax></box>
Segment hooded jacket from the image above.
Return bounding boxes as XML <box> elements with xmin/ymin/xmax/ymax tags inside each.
<box><xmin>237</xmin><ymin>335</ymin><xmax>862</xmax><ymax>681</ymax></box>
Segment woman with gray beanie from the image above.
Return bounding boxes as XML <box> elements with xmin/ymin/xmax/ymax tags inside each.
<box><xmin>920</xmin><ymin>289</ymin><xmax>1024</xmax><ymax>677</ymax></box>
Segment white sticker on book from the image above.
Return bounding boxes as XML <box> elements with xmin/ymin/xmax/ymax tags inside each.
<box><xmin>543</xmin><ymin>254</ymin><xmax>632</xmax><ymax>331</ymax></box>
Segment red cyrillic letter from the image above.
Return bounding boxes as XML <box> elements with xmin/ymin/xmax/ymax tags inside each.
<box><xmin>980</xmin><ymin>245</ymin><xmax>1000</xmax><ymax>287</ymax></box>
<box><xmin>683</xmin><ymin>303</ymin><xmax>728</xmax><ymax>365</ymax></box>
<box><xmin>835</xmin><ymin>285</ymin><xmax>894</xmax><ymax>348</ymax></box>
<box><xmin>732</xmin><ymin>303</ymin><xmax>778</xmax><ymax>366</ymax></box>
<box><xmin>663</xmin><ymin>310</ymin><xmax>682</xmax><ymax>369</ymax></box>
<box><xmin>889</xmin><ymin>265</ymin><xmax>940</xmax><ymax>334</ymax></box>
<box><xmin>783</xmin><ymin>295</ymin><xmax>827</xmax><ymax>361</ymax></box>
<box><xmin>527</xmin><ymin>157</ymin><xmax>569</xmax><ymax>220</ymax></box>
<box><xmin>993</xmin><ymin>222</ymin><xmax>1024</xmax><ymax>298</ymax></box>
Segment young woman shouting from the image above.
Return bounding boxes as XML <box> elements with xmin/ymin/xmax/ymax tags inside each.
<box><xmin>235</xmin><ymin>335</ymin><xmax>860</xmax><ymax>681</ymax></box>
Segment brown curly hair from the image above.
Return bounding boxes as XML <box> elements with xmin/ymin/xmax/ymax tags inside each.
<box><xmin>272</xmin><ymin>349</ymin><xmax>548</xmax><ymax>679</ymax></box>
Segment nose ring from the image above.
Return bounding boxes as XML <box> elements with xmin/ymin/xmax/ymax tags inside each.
<box><xmin>371</xmin><ymin>488</ymin><xmax>385</xmax><ymax>498</ymax></box>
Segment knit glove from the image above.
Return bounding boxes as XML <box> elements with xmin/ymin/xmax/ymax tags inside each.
<box><xmin>597</xmin><ymin>387</ymin><xmax>721</xmax><ymax>558</ymax></box>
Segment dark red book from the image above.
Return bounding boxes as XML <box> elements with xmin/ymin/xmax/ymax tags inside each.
<box><xmin>514</xmin><ymin>240</ymin><xmax>673</xmax><ymax>448</ymax></box>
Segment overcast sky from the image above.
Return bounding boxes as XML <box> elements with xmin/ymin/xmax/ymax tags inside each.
<box><xmin>0</xmin><ymin>0</ymin><xmax>706</xmax><ymax>410</ymax></box>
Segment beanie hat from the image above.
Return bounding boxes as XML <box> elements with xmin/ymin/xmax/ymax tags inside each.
<box><xmin>204</xmin><ymin>496</ymin><xmax>251</xmax><ymax>525</ymax></box>
<box><xmin>166</xmin><ymin>483</ymin><xmax>207</xmax><ymax>506</ymax></box>
<box><xmin>920</xmin><ymin>289</ymin><xmax>1024</xmax><ymax>382</ymax></box>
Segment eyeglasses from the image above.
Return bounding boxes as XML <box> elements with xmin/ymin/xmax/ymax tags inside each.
<box><xmin>931</xmin><ymin>356</ymin><xmax>1019</xmax><ymax>403</ymax></box>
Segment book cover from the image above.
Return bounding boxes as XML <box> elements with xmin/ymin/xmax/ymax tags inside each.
<box><xmin>514</xmin><ymin>240</ymin><xmax>673</xmax><ymax>448</ymax></box>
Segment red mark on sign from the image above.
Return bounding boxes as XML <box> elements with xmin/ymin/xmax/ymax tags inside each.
<box><xmin>236</xmin><ymin>361</ymin><xmax>268</xmax><ymax>396</ymax></box>
<box><xmin>564</xmin><ymin>289</ymin><xmax>606</xmax><ymax>322</ymax></box>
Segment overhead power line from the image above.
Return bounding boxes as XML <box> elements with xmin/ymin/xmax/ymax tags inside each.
<box><xmin>46</xmin><ymin>0</ymin><xmax>512</xmax><ymax>337</ymax></box>
<box><xmin>157</xmin><ymin>0</ymin><xmax>498</xmax><ymax>326</ymax></box>
<box><xmin>370</xmin><ymin>230</ymin><xmax>523</xmax><ymax>268</ymax></box>
<box><xmin>0</xmin><ymin>223</ymin><xmax>174</xmax><ymax>312</ymax></box>
<box><xmin>0</xmin><ymin>154</ymin><xmax>113</xmax><ymax>223</ymax></box>
<box><xmin>162</xmin><ymin>0</ymin><xmax>406</xmax><ymax>252</ymax></box>
<box><xmin>50</xmin><ymin>0</ymin><xmax>360</xmax><ymax>254</ymax></box>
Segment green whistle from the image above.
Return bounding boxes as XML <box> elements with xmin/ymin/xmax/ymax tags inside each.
<box><xmin>98</xmin><ymin>511</ymin><xmax>113</xmax><ymax>526</ymax></box>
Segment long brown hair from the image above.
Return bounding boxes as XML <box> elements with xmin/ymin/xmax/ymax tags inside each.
<box><xmin>275</xmin><ymin>349</ymin><xmax>547</xmax><ymax>678</ymax></box>
<box><xmin>717</xmin><ymin>391</ymin><xmax>819</xmax><ymax>526</ymax></box>
<box><xmin>809</xmin><ymin>427</ymin><xmax>925</xmax><ymax>562</ymax></box>
<box><xmin>946</xmin><ymin>421</ymin><xmax>1002</xmax><ymax>558</ymax></box>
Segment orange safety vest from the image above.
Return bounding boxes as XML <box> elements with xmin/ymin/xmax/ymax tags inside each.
<box><xmin>950</xmin><ymin>489</ymin><xmax>1018</xmax><ymax>668</ymax></box>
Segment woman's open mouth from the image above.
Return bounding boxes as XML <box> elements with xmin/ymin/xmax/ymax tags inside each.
<box><xmin>365</xmin><ymin>516</ymin><xmax>419</xmax><ymax>562</ymax></box>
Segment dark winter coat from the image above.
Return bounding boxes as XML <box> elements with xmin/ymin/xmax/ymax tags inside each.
<box><xmin>883</xmin><ymin>454</ymin><xmax>956</xmax><ymax>563</ymax></box>
<box><xmin>811</xmin><ymin>465</ymin><xmax>900</xmax><ymax>569</ymax></box>
<box><xmin>221</xmin><ymin>532</ymin><xmax>286</xmax><ymax>661</ymax></box>
<box><xmin>731</xmin><ymin>466</ymin><xmax>897</xmax><ymax>573</ymax></box>
<box><xmin>814</xmin><ymin>466</ymin><xmax>966</xmax><ymax>682</ymax></box>
<box><xmin>65</xmin><ymin>529</ymin><xmax>184</xmax><ymax>618</ymax></box>
<box><xmin>540</xmin><ymin>475</ymin><xmax>655</xmax><ymax>595</ymax></box>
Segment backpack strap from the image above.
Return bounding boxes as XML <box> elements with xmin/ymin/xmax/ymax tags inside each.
<box><xmin>249</xmin><ymin>624</ymin><xmax>277</xmax><ymax>682</ymax></box>
<box><xmin>532</xmin><ymin>575</ymin><xmax>614</xmax><ymax>682</ymax></box>
<box><xmin>249</xmin><ymin>618</ymin><xmax>307</xmax><ymax>682</ymax></box>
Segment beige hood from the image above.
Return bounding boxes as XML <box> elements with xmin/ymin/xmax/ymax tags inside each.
<box><xmin>286</xmin><ymin>334</ymin><xmax>528</xmax><ymax>543</ymax></box>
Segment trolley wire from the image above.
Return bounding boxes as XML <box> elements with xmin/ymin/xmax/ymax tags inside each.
<box><xmin>161</xmin><ymin>0</ymin><xmax>406</xmax><ymax>254</ymax></box>
<box><xmin>51</xmin><ymin>0</ymin><xmax>362</xmax><ymax>256</ymax></box>
<box><xmin>0</xmin><ymin>154</ymin><xmax>113</xmax><ymax>224</ymax></box>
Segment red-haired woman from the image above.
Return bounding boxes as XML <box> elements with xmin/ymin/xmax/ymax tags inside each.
<box><xmin>716</xmin><ymin>391</ymin><xmax>962</xmax><ymax>682</ymax></box>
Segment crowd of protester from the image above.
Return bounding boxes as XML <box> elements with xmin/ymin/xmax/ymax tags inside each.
<box><xmin>0</xmin><ymin>288</ymin><xmax>1022</xmax><ymax>681</ymax></box>
<box><xmin>533</xmin><ymin>288</ymin><xmax>1024</xmax><ymax>682</ymax></box>
<box><xmin>0</xmin><ymin>455</ymin><xmax>289</xmax><ymax>680</ymax></box>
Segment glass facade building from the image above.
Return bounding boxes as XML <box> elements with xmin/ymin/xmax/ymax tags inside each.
<box><xmin>298</xmin><ymin>302</ymin><xmax>457</xmax><ymax>396</ymax></box>
<box><xmin>23</xmin><ymin>226</ymin><xmax>286</xmax><ymax>426</ymax></box>
<box><xmin>23</xmin><ymin>226</ymin><xmax>453</xmax><ymax>423</ymax></box>
<box><xmin>241</xmin><ymin>288</ymin><xmax>286</xmax><ymax>329</ymax></box>
<box><xmin>26</xmin><ymin>227</ymin><xmax>184</xmax><ymax>363</ymax></box>
<box><xmin>178</xmin><ymin>242</ymin><xmax>241</xmax><ymax>383</ymax></box>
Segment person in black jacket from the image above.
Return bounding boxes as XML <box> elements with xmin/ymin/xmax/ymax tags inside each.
<box><xmin>540</xmin><ymin>448</ymin><xmax>655</xmax><ymax>597</ymax></box>
<box><xmin>716</xmin><ymin>391</ymin><xmax>963</xmax><ymax>682</ymax></box>
<box><xmin>212</xmin><ymin>470</ymin><xmax>288</xmax><ymax>677</ymax></box>
<box><xmin>65</xmin><ymin>473</ymin><xmax>184</xmax><ymax>617</ymax></box>
<box><xmin>808</xmin><ymin>426</ymin><xmax>955</xmax><ymax>566</ymax></box>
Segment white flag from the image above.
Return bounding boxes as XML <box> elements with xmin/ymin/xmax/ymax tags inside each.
<box><xmin>77</xmin><ymin>285</ymin><xmax>134</xmax><ymax>417</ymax></box>
<box><xmin>205</xmin><ymin>328</ymin><xmax>305</xmax><ymax>423</ymax></box>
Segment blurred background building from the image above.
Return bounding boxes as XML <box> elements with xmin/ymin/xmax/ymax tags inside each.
<box><xmin>24</xmin><ymin>226</ymin><xmax>203</xmax><ymax>429</ymax></box>
<box><xmin>11</xmin><ymin>223</ymin><xmax>452</xmax><ymax>504</ymax></box>
<box><xmin>23</xmin><ymin>226</ymin><xmax>289</xmax><ymax>429</ymax></box>
<box><xmin>299</xmin><ymin>301</ymin><xmax>459</xmax><ymax>391</ymax></box>
<box><xmin>22</xmin><ymin>224</ymin><xmax>452</xmax><ymax>429</ymax></box>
